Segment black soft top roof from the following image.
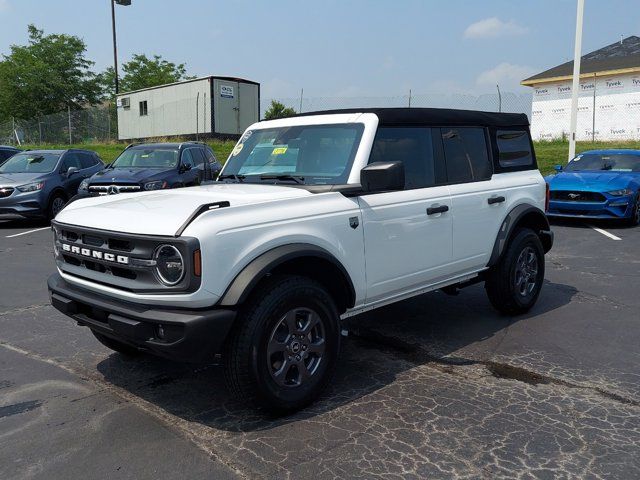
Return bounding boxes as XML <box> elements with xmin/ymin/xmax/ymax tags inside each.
<box><xmin>296</xmin><ymin>108</ymin><xmax>529</xmax><ymax>128</ymax></box>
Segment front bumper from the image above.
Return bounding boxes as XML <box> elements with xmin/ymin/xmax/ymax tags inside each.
<box><xmin>547</xmin><ymin>196</ymin><xmax>634</xmax><ymax>220</ymax></box>
<box><xmin>48</xmin><ymin>273</ymin><xmax>236</xmax><ymax>363</ymax></box>
<box><xmin>0</xmin><ymin>189</ymin><xmax>47</xmax><ymax>217</ymax></box>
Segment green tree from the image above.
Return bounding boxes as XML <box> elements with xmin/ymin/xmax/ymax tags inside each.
<box><xmin>100</xmin><ymin>54</ymin><xmax>193</xmax><ymax>97</ymax></box>
<box><xmin>0</xmin><ymin>25</ymin><xmax>101</xmax><ymax>121</ymax></box>
<box><xmin>264</xmin><ymin>100</ymin><xmax>297</xmax><ymax>120</ymax></box>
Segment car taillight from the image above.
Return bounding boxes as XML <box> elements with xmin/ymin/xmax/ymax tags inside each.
<box><xmin>545</xmin><ymin>182</ymin><xmax>550</xmax><ymax>212</ymax></box>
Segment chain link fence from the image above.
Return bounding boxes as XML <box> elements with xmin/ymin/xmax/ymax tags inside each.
<box><xmin>2</xmin><ymin>91</ymin><xmax>534</xmax><ymax>146</ymax></box>
<box><xmin>0</xmin><ymin>104</ymin><xmax>116</xmax><ymax>145</ymax></box>
<box><xmin>261</xmin><ymin>91</ymin><xmax>532</xmax><ymax>120</ymax></box>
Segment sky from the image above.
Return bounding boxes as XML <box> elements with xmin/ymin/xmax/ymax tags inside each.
<box><xmin>0</xmin><ymin>0</ymin><xmax>638</xmax><ymax>99</ymax></box>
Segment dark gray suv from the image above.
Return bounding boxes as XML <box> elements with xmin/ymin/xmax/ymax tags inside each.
<box><xmin>0</xmin><ymin>149</ymin><xmax>104</xmax><ymax>220</ymax></box>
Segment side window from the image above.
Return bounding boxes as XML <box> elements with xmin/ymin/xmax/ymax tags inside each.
<box><xmin>192</xmin><ymin>148</ymin><xmax>207</xmax><ymax>168</ymax></box>
<box><xmin>368</xmin><ymin>127</ymin><xmax>443</xmax><ymax>189</ymax></box>
<box><xmin>79</xmin><ymin>152</ymin><xmax>99</xmax><ymax>169</ymax></box>
<box><xmin>139</xmin><ymin>101</ymin><xmax>148</xmax><ymax>116</ymax></box>
<box><xmin>204</xmin><ymin>148</ymin><xmax>218</xmax><ymax>164</ymax></box>
<box><xmin>60</xmin><ymin>153</ymin><xmax>82</xmax><ymax>172</ymax></box>
<box><xmin>181</xmin><ymin>149</ymin><xmax>196</xmax><ymax>169</ymax></box>
<box><xmin>496</xmin><ymin>130</ymin><xmax>534</xmax><ymax>168</ymax></box>
<box><xmin>441</xmin><ymin>128</ymin><xmax>492</xmax><ymax>183</ymax></box>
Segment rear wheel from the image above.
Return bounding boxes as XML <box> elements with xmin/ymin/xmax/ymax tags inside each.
<box><xmin>47</xmin><ymin>193</ymin><xmax>67</xmax><ymax>220</ymax></box>
<box><xmin>91</xmin><ymin>331</ymin><xmax>142</xmax><ymax>357</ymax></box>
<box><xmin>485</xmin><ymin>228</ymin><xmax>545</xmax><ymax>315</ymax></box>
<box><xmin>626</xmin><ymin>193</ymin><xmax>640</xmax><ymax>227</ymax></box>
<box><xmin>224</xmin><ymin>275</ymin><xmax>341</xmax><ymax>414</ymax></box>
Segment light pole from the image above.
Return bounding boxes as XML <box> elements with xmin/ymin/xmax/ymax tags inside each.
<box><xmin>568</xmin><ymin>0</ymin><xmax>585</xmax><ymax>161</ymax></box>
<box><xmin>111</xmin><ymin>0</ymin><xmax>131</xmax><ymax>95</ymax></box>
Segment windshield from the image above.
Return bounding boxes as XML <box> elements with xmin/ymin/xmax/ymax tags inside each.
<box><xmin>112</xmin><ymin>148</ymin><xmax>179</xmax><ymax>169</ymax></box>
<box><xmin>0</xmin><ymin>153</ymin><xmax>60</xmax><ymax>174</ymax></box>
<box><xmin>222</xmin><ymin>123</ymin><xmax>365</xmax><ymax>184</ymax></box>
<box><xmin>565</xmin><ymin>153</ymin><xmax>640</xmax><ymax>172</ymax></box>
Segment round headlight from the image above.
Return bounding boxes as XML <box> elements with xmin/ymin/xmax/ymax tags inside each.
<box><xmin>154</xmin><ymin>245</ymin><xmax>184</xmax><ymax>285</ymax></box>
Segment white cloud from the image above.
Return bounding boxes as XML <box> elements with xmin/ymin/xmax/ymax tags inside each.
<box><xmin>464</xmin><ymin>17</ymin><xmax>529</xmax><ymax>39</ymax></box>
<box><xmin>0</xmin><ymin>0</ymin><xmax>10</xmax><ymax>12</ymax></box>
<box><xmin>476</xmin><ymin>63</ymin><xmax>536</xmax><ymax>88</ymax></box>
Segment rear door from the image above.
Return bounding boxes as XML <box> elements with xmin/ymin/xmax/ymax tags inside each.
<box><xmin>440</xmin><ymin>127</ymin><xmax>504</xmax><ymax>272</ymax></box>
<box><xmin>359</xmin><ymin>127</ymin><xmax>453</xmax><ymax>303</ymax></box>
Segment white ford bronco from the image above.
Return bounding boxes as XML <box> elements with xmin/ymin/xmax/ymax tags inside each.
<box><xmin>48</xmin><ymin>108</ymin><xmax>553</xmax><ymax>413</ymax></box>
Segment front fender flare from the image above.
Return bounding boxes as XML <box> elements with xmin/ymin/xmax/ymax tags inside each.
<box><xmin>218</xmin><ymin>243</ymin><xmax>356</xmax><ymax>308</ymax></box>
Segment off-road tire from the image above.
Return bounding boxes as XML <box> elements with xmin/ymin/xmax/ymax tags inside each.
<box><xmin>92</xmin><ymin>331</ymin><xmax>142</xmax><ymax>357</ymax></box>
<box><xmin>223</xmin><ymin>275</ymin><xmax>341</xmax><ymax>414</ymax></box>
<box><xmin>485</xmin><ymin>228</ymin><xmax>545</xmax><ymax>315</ymax></box>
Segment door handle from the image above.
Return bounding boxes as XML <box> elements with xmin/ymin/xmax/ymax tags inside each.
<box><xmin>427</xmin><ymin>205</ymin><xmax>449</xmax><ymax>215</ymax></box>
<box><xmin>488</xmin><ymin>196</ymin><xmax>506</xmax><ymax>205</ymax></box>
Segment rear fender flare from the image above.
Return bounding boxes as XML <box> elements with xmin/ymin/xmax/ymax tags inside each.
<box><xmin>487</xmin><ymin>204</ymin><xmax>552</xmax><ymax>268</ymax></box>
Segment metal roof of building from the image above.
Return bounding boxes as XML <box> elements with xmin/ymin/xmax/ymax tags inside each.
<box><xmin>522</xmin><ymin>36</ymin><xmax>640</xmax><ymax>85</ymax></box>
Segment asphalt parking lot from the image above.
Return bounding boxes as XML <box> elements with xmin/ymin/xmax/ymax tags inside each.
<box><xmin>1</xmin><ymin>217</ymin><xmax>639</xmax><ymax>479</ymax></box>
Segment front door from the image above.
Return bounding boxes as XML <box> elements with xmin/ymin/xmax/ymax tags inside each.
<box><xmin>359</xmin><ymin>127</ymin><xmax>453</xmax><ymax>303</ymax></box>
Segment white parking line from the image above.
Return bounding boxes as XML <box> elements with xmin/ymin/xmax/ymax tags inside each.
<box><xmin>589</xmin><ymin>225</ymin><xmax>622</xmax><ymax>241</ymax></box>
<box><xmin>5</xmin><ymin>227</ymin><xmax>50</xmax><ymax>238</ymax></box>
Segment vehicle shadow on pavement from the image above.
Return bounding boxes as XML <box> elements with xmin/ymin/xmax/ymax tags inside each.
<box><xmin>0</xmin><ymin>218</ymin><xmax>50</xmax><ymax>229</ymax></box>
<box><xmin>96</xmin><ymin>280</ymin><xmax>576</xmax><ymax>433</ymax></box>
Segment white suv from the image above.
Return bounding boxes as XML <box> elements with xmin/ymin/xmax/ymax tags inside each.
<box><xmin>48</xmin><ymin>108</ymin><xmax>553</xmax><ymax>413</ymax></box>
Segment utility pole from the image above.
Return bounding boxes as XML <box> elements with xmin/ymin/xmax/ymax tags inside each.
<box><xmin>568</xmin><ymin>0</ymin><xmax>585</xmax><ymax>161</ymax></box>
<box><xmin>496</xmin><ymin>84</ymin><xmax>502</xmax><ymax>112</ymax></box>
<box><xmin>111</xmin><ymin>0</ymin><xmax>131</xmax><ymax>95</ymax></box>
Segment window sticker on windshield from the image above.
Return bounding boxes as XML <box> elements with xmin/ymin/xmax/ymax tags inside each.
<box><xmin>573</xmin><ymin>155</ymin><xmax>582</xmax><ymax>162</ymax></box>
<box><xmin>231</xmin><ymin>143</ymin><xmax>244</xmax><ymax>156</ymax></box>
<box><xmin>240</xmin><ymin>130</ymin><xmax>253</xmax><ymax>142</ymax></box>
<box><xmin>272</xmin><ymin>147</ymin><xmax>288</xmax><ymax>155</ymax></box>
<box><xmin>141</xmin><ymin>154</ymin><xmax>150</xmax><ymax>158</ymax></box>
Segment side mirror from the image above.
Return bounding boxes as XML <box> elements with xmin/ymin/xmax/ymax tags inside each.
<box><xmin>554</xmin><ymin>165</ymin><xmax>563</xmax><ymax>172</ymax></box>
<box><xmin>66</xmin><ymin>166</ymin><xmax>79</xmax><ymax>178</ymax></box>
<box><xmin>360</xmin><ymin>161</ymin><xmax>405</xmax><ymax>193</ymax></box>
<box><xmin>180</xmin><ymin>163</ymin><xmax>192</xmax><ymax>173</ymax></box>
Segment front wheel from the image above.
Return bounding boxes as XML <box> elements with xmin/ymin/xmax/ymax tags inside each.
<box><xmin>223</xmin><ymin>275</ymin><xmax>341</xmax><ymax>414</ymax></box>
<box><xmin>47</xmin><ymin>193</ymin><xmax>67</xmax><ymax>220</ymax></box>
<box><xmin>626</xmin><ymin>193</ymin><xmax>640</xmax><ymax>227</ymax></box>
<box><xmin>485</xmin><ymin>228</ymin><xmax>545</xmax><ymax>315</ymax></box>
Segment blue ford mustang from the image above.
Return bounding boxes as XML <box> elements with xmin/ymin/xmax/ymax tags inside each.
<box><xmin>545</xmin><ymin>149</ymin><xmax>640</xmax><ymax>226</ymax></box>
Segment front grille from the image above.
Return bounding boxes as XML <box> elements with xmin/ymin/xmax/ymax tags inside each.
<box><xmin>0</xmin><ymin>187</ymin><xmax>14</xmax><ymax>198</ymax></box>
<box><xmin>550</xmin><ymin>190</ymin><xmax>606</xmax><ymax>202</ymax></box>
<box><xmin>52</xmin><ymin>222</ymin><xmax>200</xmax><ymax>293</ymax></box>
<box><xmin>89</xmin><ymin>184</ymin><xmax>141</xmax><ymax>195</ymax></box>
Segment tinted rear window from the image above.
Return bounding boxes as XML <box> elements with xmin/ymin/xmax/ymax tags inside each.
<box><xmin>496</xmin><ymin>130</ymin><xmax>533</xmax><ymax>168</ymax></box>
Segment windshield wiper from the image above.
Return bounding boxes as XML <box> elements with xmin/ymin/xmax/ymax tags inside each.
<box><xmin>218</xmin><ymin>174</ymin><xmax>246</xmax><ymax>182</ymax></box>
<box><xmin>259</xmin><ymin>174</ymin><xmax>305</xmax><ymax>184</ymax></box>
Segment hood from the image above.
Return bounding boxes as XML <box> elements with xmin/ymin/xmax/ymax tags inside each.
<box><xmin>89</xmin><ymin>167</ymin><xmax>173</xmax><ymax>184</ymax></box>
<box><xmin>56</xmin><ymin>183</ymin><xmax>313</xmax><ymax>236</ymax></box>
<box><xmin>547</xmin><ymin>170</ymin><xmax>639</xmax><ymax>191</ymax></box>
<box><xmin>0</xmin><ymin>172</ymin><xmax>48</xmax><ymax>187</ymax></box>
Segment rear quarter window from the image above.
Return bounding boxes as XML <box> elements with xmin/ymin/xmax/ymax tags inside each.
<box><xmin>496</xmin><ymin>130</ymin><xmax>534</xmax><ymax>169</ymax></box>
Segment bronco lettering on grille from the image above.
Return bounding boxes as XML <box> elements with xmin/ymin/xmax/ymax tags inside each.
<box><xmin>61</xmin><ymin>243</ymin><xmax>129</xmax><ymax>265</ymax></box>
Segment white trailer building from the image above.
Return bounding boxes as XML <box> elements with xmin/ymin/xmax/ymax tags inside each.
<box><xmin>116</xmin><ymin>76</ymin><xmax>260</xmax><ymax>140</ymax></box>
<box><xmin>522</xmin><ymin>36</ymin><xmax>640</xmax><ymax>142</ymax></box>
